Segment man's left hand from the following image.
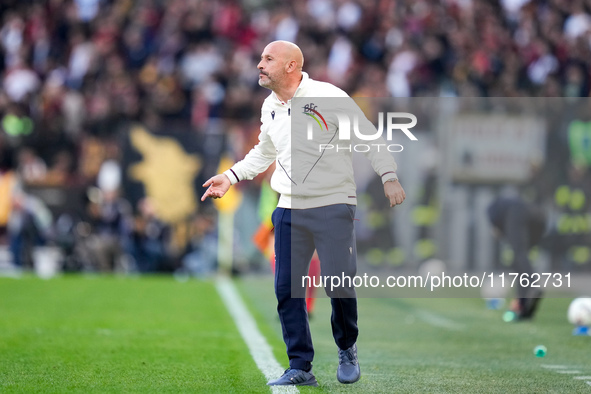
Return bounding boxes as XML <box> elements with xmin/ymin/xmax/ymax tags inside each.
<box><xmin>384</xmin><ymin>180</ymin><xmax>405</xmax><ymax>207</ymax></box>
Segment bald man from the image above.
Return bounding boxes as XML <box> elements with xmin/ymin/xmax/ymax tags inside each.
<box><xmin>202</xmin><ymin>41</ymin><xmax>405</xmax><ymax>386</ymax></box>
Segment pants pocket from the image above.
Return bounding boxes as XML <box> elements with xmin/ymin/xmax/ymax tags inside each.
<box><xmin>345</xmin><ymin>204</ymin><xmax>356</xmax><ymax>220</ymax></box>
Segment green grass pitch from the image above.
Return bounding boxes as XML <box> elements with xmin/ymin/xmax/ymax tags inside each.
<box><xmin>0</xmin><ymin>275</ymin><xmax>269</xmax><ymax>393</ymax></box>
<box><xmin>1</xmin><ymin>275</ymin><xmax>590</xmax><ymax>393</ymax></box>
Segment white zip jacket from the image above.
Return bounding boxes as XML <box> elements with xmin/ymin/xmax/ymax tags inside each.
<box><xmin>223</xmin><ymin>72</ymin><xmax>398</xmax><ymax>209</ymax></box>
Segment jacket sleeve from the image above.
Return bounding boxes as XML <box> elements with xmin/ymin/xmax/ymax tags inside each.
<box><xmin>340</xmin><ymin>97</ymin><xmax>398</xmax><ymax>183</ymax></box>
<box><xmin>223</xmin><ymin>125</ymin><xmax>276</xmax><ymax>185</ymax></box>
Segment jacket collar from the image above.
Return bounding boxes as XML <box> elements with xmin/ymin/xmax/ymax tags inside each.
<box><xmin>272</xmin><ymin>72</ymin><xmax>310</xmax><ymax>105</ymax></box>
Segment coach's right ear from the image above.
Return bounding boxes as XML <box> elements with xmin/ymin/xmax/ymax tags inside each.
<box><xmin>285</xmin><ymin>60</ymin><xmax>298</xmax><ymax>74</ymax></box>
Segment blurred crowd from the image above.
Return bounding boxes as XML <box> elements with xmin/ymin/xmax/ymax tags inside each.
<box><xmin>1</xmin><ymin>0</ymin><xmax>591</xmax><ymax>274</ymax></box>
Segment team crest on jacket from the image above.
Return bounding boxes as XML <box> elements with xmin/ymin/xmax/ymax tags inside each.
<box><xmin>302</xmin><ymin>103</ymin><xmax>328</xmax><ymax>131</ymax></box>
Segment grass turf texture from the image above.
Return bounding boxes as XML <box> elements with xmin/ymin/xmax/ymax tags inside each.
<box><xmin>1</xmin><ymin>275</ymin><xmax>590</xmax><ymax>393</ymax></box>
<box><xmin>237</xmin><ymin>277</ymin><xmax>591</xmax><ymax>393</ymax></box>
<box><xmin>0</xmin><ymin>275</ymin><xmax>268</xmax><ymax>393</ymax></box>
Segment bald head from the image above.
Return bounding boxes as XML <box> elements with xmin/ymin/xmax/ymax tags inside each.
<box><xmin>257</xmin><ymin>41</ymin><xmax>304</xmax><ymax>97</ymax></box>
<box><xmin>265</xmin><ymin>41</ymin><xmax>304</xmax><ymax>70</ymax></box>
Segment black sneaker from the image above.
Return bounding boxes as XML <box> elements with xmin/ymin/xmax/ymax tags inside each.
<box><xmin>337</xmin><ymin>344</ymin><xmax>360</xmax><ymax>384</ymax></box>
<box><xmin>267</xmin><ymin>368</ymin><xmax>318</xmax><ymax>386</ymax></box>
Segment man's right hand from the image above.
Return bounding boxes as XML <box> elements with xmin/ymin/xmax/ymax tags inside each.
<box><xmin>201</xmin><ymin>174</ymin><xmax>232</xmax><ymax>201</ymax></box>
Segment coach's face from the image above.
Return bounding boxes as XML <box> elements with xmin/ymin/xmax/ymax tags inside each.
<box><xmin>257</xmin><ymin>43</ymin><xmax>288</xmax><ymax>90</ymax></box>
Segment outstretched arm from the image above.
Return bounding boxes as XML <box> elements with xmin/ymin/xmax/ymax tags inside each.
<box><xmin>201</xmin><ymin>174</ymin><xmax>232</xmax><ymax>201</ymax></box>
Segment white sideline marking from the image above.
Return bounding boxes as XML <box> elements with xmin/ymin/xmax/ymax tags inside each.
<box><xmin>539</xmin><ymin>365</ymin><xmax>591</xmax><ymax>389</ymax></box>
<box><xmin>415</xmin><ymin>310</ymin><xmax>464</xmax><ymax>331</ymax></box>
<box><xmin>215</xmin><ymin>277</ymin><xmax>299</xmax><ymax>394</ymax></box>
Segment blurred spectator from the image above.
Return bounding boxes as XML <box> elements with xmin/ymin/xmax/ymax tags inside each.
<box><xmin>3</xmin><ymin>59</ymin><xmax>40</xmax><ymax>103</ymax></box>
<box><xmin>0</xmin><ymin>12</ymin><xmax>24</xmax><ymax>68</ymax></box>
<box><xmin>75</xmin><ymin>186</ymin><xmax>132</xmax><ymax>272</ymax></box>
<box><xmin>180</xmin><ymin>208</ymin><xmax>217</xmax><ymax>277</ymax></box>
<box><xmin>16</xmin><ymin>147</ymin><xmax>46</xmax><ymax>184</ymax></box>
<box><xmin>0</xmin><ymin>147</ymin><xmax>17</xmax><ymax>244</ymax></box>
<box><xmin>129</xmin><ymin>197</ymin><xmax>171</xmax><ymax>273</ymax></box>
<box><xmin>564</xmin><ymin>2</ymin><xmax>591</xmax><ymax>40</ymax></box>
<box><xmin>74</xmin><ymin>158</ymin><xmax>132</xmax><ymax>272</ymax></box>
<box><xmin>75</xmin><ymin>0</ymin><xmax>101</xmax><ymax>23</ymax></box>
<box><xmin>45</xmin><ymin>150</ymin><xmax>76</xmax><ymax>186</ymax></box>
<box><xmin>66</xmin><ymin>29</ymin><xmax>95</xmax><ymax>90</ymax></box>
<box><xmin>8</xmin><ymin>188</ymin><xmax>53</xmax><ymax>268</ymax></box>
